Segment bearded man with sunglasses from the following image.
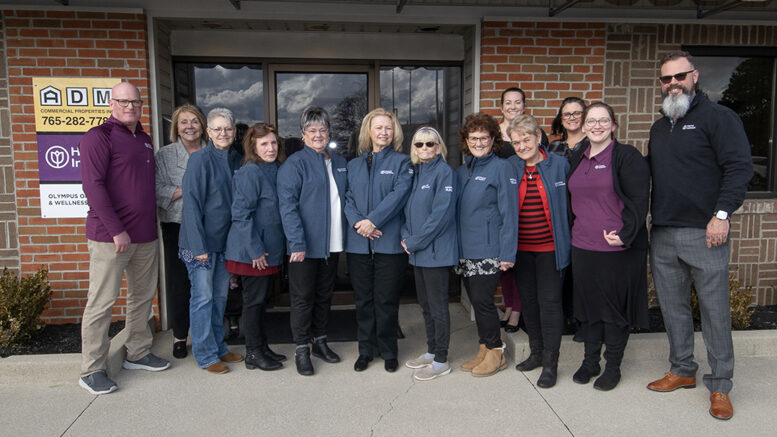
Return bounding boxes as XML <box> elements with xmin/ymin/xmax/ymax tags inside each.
<box><xmin>78</xmin><ymin>81</ymin><xmax>170</xmax><ymax>395</ymax></box>
<box><xmin>646</xmin><ymin>51</ymin><xmax>752</xmax><ymax>420</ymax></box>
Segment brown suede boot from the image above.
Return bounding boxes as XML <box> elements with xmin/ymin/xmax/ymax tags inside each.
<box><xmin>472</xmin><ymin>344</ymin><xmax>507</xmax><ymax>377</ymax></box>
<box><xmin>460</xmin><ymin>344</ymin><xmax>488</xmax><ymax>372</ymax></box>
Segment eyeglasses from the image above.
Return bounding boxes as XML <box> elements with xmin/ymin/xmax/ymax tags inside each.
<box><xmin>304</xmin><ymin>128</ymin><xmax>329</xmax><ymax>135</ymax></box>
<box><xmin>209</xmin><ymin>127</ymin><xmax>235</xmax><ymax>134</ymax></box>
<box><xmin>413</xmin><ymin>141</ymin><xmax>437</xmax><ymax>148</ymax></box>
<box><xmin>112</xmin><ymin>98</ymin><xmax>142</xmax><ymax>107</ymax></box>
<box><xmin>466</xmin><ymin>136</ymin><xmax>491</xmax><ymax>144</ymax></box>
<box><xmin>562</xmin><ymin>111</ymin><xmax>583</xmax><ymax>120</ymax></box>
<box><xmin>659</xmin><ymin>69</ymin><xmax>695</xmax><ymax>85</ymax></box>
<box><xmin>584</xmin><ymin>118</ymin><xmax>612</xmax><ymax>128</ymax></box>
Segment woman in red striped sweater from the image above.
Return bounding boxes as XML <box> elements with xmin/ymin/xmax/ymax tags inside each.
<box><xmin>506</xmin><ymin>115</ymin><xmax>572</xmax><ymax>389</ymax></box>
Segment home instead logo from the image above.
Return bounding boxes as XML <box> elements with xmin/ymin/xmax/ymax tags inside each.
<box><xmin>45</xmin><ymin>145</ymin><xmax>70</xmax><ymax>169</ymax></box>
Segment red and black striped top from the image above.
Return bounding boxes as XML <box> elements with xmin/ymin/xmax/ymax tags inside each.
<box><xmin>518</xmin><ymin>165</ymin><xmax>554</xmax><ymax>252</ymax></box>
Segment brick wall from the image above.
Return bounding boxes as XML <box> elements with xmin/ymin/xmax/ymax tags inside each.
<box><xmin>479</xmin><ymin>21</ymin><xmax>606</xmax><ymax>132</ymax></box>
<box><xmin>0</xmin><ymin>17</ymin><xmax>20</xmax><ymax>273</ymax></box>
<box><xmin>481</xmin><ymin>20</ymin><xmax>777</xmax><ymax>305</ymax></box>
<box><xmin>1</xmin><ymin>9</ymin><xmax>154</xmax><ymax>323</ymax></box>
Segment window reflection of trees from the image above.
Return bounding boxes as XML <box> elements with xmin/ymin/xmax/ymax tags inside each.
<box><xmin>696</xmin><ymin>56</ymin><xmax>774</xmax><ymax>192</ymax></box>
<box><xmin>275</xmin><ymin>73</ymin><xmax>368</xmax><ymax>159</ymax></box>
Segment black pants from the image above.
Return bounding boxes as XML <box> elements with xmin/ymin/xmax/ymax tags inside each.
<box><xmin>414</xmin><ymin>266</ymin><xmax>451</xmax><ymax>363</ymax></box>
<box><xmin>241</xmin><ymin>275</ymin><xmax>272</xmax><ymax>350</ymax></box>
<box><xmin>161</xmin><ymin>222</ymin><xmax>191</xmax><ymax>340</ymax></box>
<box><xmin>288</xmin><ymin>254</ymin><xmax>339</xmax><ymax>345</ymax></box>
<box><xmin>516</xmin><ymin>250</ymin><xmax>565</xmax><ymax>354</ymax></box>
<box><xmin>463</xmin><ymin>272</ymin><xmax>502</xmax><ymax>349</ymax></box>
<box><xmin>587</xmin><ymin>320</ymin><xmax>630</xmax><ymax>369</ymax></box>
<box><xmin>348</xmin><ymin>253</ymin><xmax>407</xmax><ymax>359</ymax></box>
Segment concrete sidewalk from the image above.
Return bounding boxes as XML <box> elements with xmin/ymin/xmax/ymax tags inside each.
<box><xmin>1</xmin><ymin>304</ymin><xmax>776</xmax><ymax>436</ymax></box>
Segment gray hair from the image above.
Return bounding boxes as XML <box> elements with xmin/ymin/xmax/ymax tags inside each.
<box><xmin>207</xmin><ymin>107</ymin><xmax>235</xmax><ymax>128</ymax></box>
<box><xmin>300</xmin><ymin>106</ymin><xmax>331</xmax><ymax>132</ymax></box>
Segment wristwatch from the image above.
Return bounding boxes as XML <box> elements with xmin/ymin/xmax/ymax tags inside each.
<box><xmin>715</xmin><ymin>210</ymin><xmax>729</xmax><ymax>220</ymax></box>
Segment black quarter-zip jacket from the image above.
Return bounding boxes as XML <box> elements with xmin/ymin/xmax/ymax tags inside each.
<box><xmin>647</xmin><ymin>93</ymin><xmax>753</xmax><ymax>229</ymax></box>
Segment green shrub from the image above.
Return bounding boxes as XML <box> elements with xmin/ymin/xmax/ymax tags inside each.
<box><xmin>649</xmin><ymin>271</ymin><xmax>755</xmax><ymax>330</ymax></box>
<box><xmin>0</xmin><ymin>267</ymin><xmax>53</xmax><ymax>348</ymax></box>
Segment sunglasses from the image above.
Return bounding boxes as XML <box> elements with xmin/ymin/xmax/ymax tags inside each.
<box><xmin>659</xmin><ymin>69</ymin><xmax>695</xmax><ymax>85</ymax></box>
<box><xmin>413</xmin><ymin>141</ymin><xmax>437</xmax><ymax>148</ymax></box>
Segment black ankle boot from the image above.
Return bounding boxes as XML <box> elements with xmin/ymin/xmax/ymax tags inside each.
<box><xmin>515</xmin><ymin>351</ymin><xmax>542</xmax><ymax>371</ymax></box>
<box><xmin>260</xmin><ymin>344</ymin><xmax>287</xmax><ymax>362</ymax></box>
<box><xmin>311</xmin><ymin>338</ymin><xmax>341</xmax><ymax>363</ymax></box>
<box><xmin>573</xmin><ymin>340</ymin><xmax>602</xmax><ymax>384</ymax></box>
<box><xmin>295</xmin><ymin>346</ymin><xmax>314</xmax><ymax>376</ymax></box>
<box><xmin>593</xmin><ymin>366</ymin><xmax>621</xmax><ymax>391</ymax></box>
<box><xmin>245</xmin><ymin>349</ymin><xmax>282</xmax><ymax>371</ymax></box>
<box><xmin>537</xmin><ymin>351</ymin><xmax>559</xmax><ymax>388</ymax></box>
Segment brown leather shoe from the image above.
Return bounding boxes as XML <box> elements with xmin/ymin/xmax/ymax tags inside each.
<box><xmin>205</xmin><ymin>361</ymin><xmax>229</xmax><ymax>374</ymax></box>
<box><xmin>647</xmin><ymin>372</ymin><xmax>696</xmax><ymax>392</ymax></box>
<box><xmin>709</xmin><ymin>392</ymin><xmax>733</xmax><ymax>420</ymax></box>
<box><xmin>220</xmin><ymin>352</ymin><xmax>244</xmax><ymax>363</ymax></box>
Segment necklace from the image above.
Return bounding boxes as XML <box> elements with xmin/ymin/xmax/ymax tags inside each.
<box><xmin>526</xmin><ymin>167</ymin><xmax>536</xmax><ymax>180</ymax></box>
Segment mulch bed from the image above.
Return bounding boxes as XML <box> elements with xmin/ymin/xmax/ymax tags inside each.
<box><xmin>0</xmin><ymin>321</ymin><xmax>124</xmax><ymax>358</ymax></box>
<box><xmin>2</xmin><ymin>306</ymin><xmax>776</xmax><ymax>358</ymax></box>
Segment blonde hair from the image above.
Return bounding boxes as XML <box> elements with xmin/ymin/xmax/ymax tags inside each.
<box><xmin>169</xmin><ymin>103</ymin><xmax>207</xmax><ymax>143</ymax></box>
<box><xmin>357</xmin><ymin>108</ymin><xmax>404</xmax><ymax>154</ymax></box>
<box><xmin>409</xmin><ymin>127</ymin><xmax>447</xmax><ymax>165</ymax></box>
<box><xmin>506</xmin><ymin>114</ymin><xmax>542</xmax><ymax>140</ymax></box>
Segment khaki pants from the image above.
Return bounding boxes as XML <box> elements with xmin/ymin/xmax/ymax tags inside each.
<box><xmin>80</xmin><ymin>239</ymin><xmax>159</xmax><ymax>377</ymax></box>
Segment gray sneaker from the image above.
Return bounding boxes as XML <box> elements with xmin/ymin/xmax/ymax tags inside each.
<box><xmin>405</xmin><ymin>354</ymin><xmax>434</xmax><ymax>369</ymax></box>
<box><xmin>79</xmin><ymin>371</ymin><xmax>118</xmax><ymax>395</ymax></box>
<box><xmin>413</xmin><ymin>363</ymin><xmax>451</xmax><ymax>381</ymax></box>
<box><xmin>123</xmin><ymin>353</ymin><xmax>171</xmax><ymax>372</ymax></box>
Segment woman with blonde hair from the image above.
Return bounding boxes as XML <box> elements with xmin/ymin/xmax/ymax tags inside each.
<box><xmin>401</xmin><ymin>127</ymin><xmax>458</xmax><ymax>381</ymax></box>
<box><xmin>155</xmin><ymin>103</ymin><xmax>208</xmax><ymax>359</ymax></box>
<box><xmin>344</xmin><ymin>108</ymin><xmax>413</xmax><ymax>373</ymax></box>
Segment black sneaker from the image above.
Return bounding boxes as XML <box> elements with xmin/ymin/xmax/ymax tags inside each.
<box><xmin>79</xmin><ymin>371</ymin><xmax>118</xmax><ymax>395</ymax></box>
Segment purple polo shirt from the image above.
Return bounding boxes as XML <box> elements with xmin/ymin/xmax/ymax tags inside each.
<box><xmin>568</xmin><ymin>141</ymin><xmax>625</xmax><ymax>252</ymax></box>
<box><xmin>80</xmin><ymin>116</ymin><xmax>157</xmax><ymax>243</ymax></box>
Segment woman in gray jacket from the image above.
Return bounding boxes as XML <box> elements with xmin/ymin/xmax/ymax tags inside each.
<box><xmin>155</xmin><ymin>103</ymin><xmax>207</xmax><ymax>359</ymax></box>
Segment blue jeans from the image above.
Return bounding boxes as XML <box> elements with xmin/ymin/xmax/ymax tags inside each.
<box><xmin>182</xmin><ymin>251</ymin><xmax>229</xmax><ymax>368</ymax></box>
<box><xmin>650</xmin><ymin>226</ymin><xmax>734</xmax><ymax>393</ymax></box>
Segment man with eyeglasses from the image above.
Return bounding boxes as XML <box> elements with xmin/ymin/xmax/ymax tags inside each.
<box><xmin>646</xmin><ymin>51</ymin><xmax>752</xmax><ymax>420</ymax></box>
<box><xmin>78</xmin><ymin>81</ymin><xmax>170</xmax><ymax>395</ymax></box>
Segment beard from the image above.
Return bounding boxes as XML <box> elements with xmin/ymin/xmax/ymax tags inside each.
<box><xmin>661</xmin><ymin>85</ymin><xmax>693</xmax><ymax>119</ymax></box>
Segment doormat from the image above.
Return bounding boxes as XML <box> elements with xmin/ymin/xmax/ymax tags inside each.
<box><xmin>225</xmin><ymin>309</ymin><xmax>358</xmax><ymax>345</ymax></box>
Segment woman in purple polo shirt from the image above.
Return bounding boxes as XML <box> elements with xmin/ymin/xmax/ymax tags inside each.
<box><xmin>567</xmin><ymin>102</ymin><xmax>650</xmax><ymax>391</ymax></box>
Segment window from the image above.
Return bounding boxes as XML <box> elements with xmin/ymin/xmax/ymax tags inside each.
<box><xmin>273</xmin><ymin>70</ymin><xmax>369</xmax><ymax>159</ymax></box>
<box><xmin>689</xmin><ymin>48</ymin><xmax>777</xmax><ymax>194</ymax></box>
<box><xmin>175</xmin><ymin>63</ymin><xmax>264</xmax><ymax>125</ymax></box>
<box><xmin>380</xmin><ymin>66</ymin><xmax>462</xmax><ymax>166</ymax></box>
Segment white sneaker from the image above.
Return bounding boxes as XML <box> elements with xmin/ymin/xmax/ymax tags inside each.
<box><xmin>413</xmin><ymin>363</ymin><xmax>451</xmax><ymax>381</ymax></box>
<box><xmin>405</xmin><ymin>353</ymin><xmax>434</xmax><ymax>369</ymax></box>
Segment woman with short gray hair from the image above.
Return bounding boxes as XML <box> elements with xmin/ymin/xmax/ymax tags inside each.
<box><xmin>277</xmin><ymin>106</ymin><xmax>348</xmax><ymax>376</ymax></box>
<box><xmin>179</xmin><ymin>107</ymin><xmax>244</xmax><ymax>374</ymax></box>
